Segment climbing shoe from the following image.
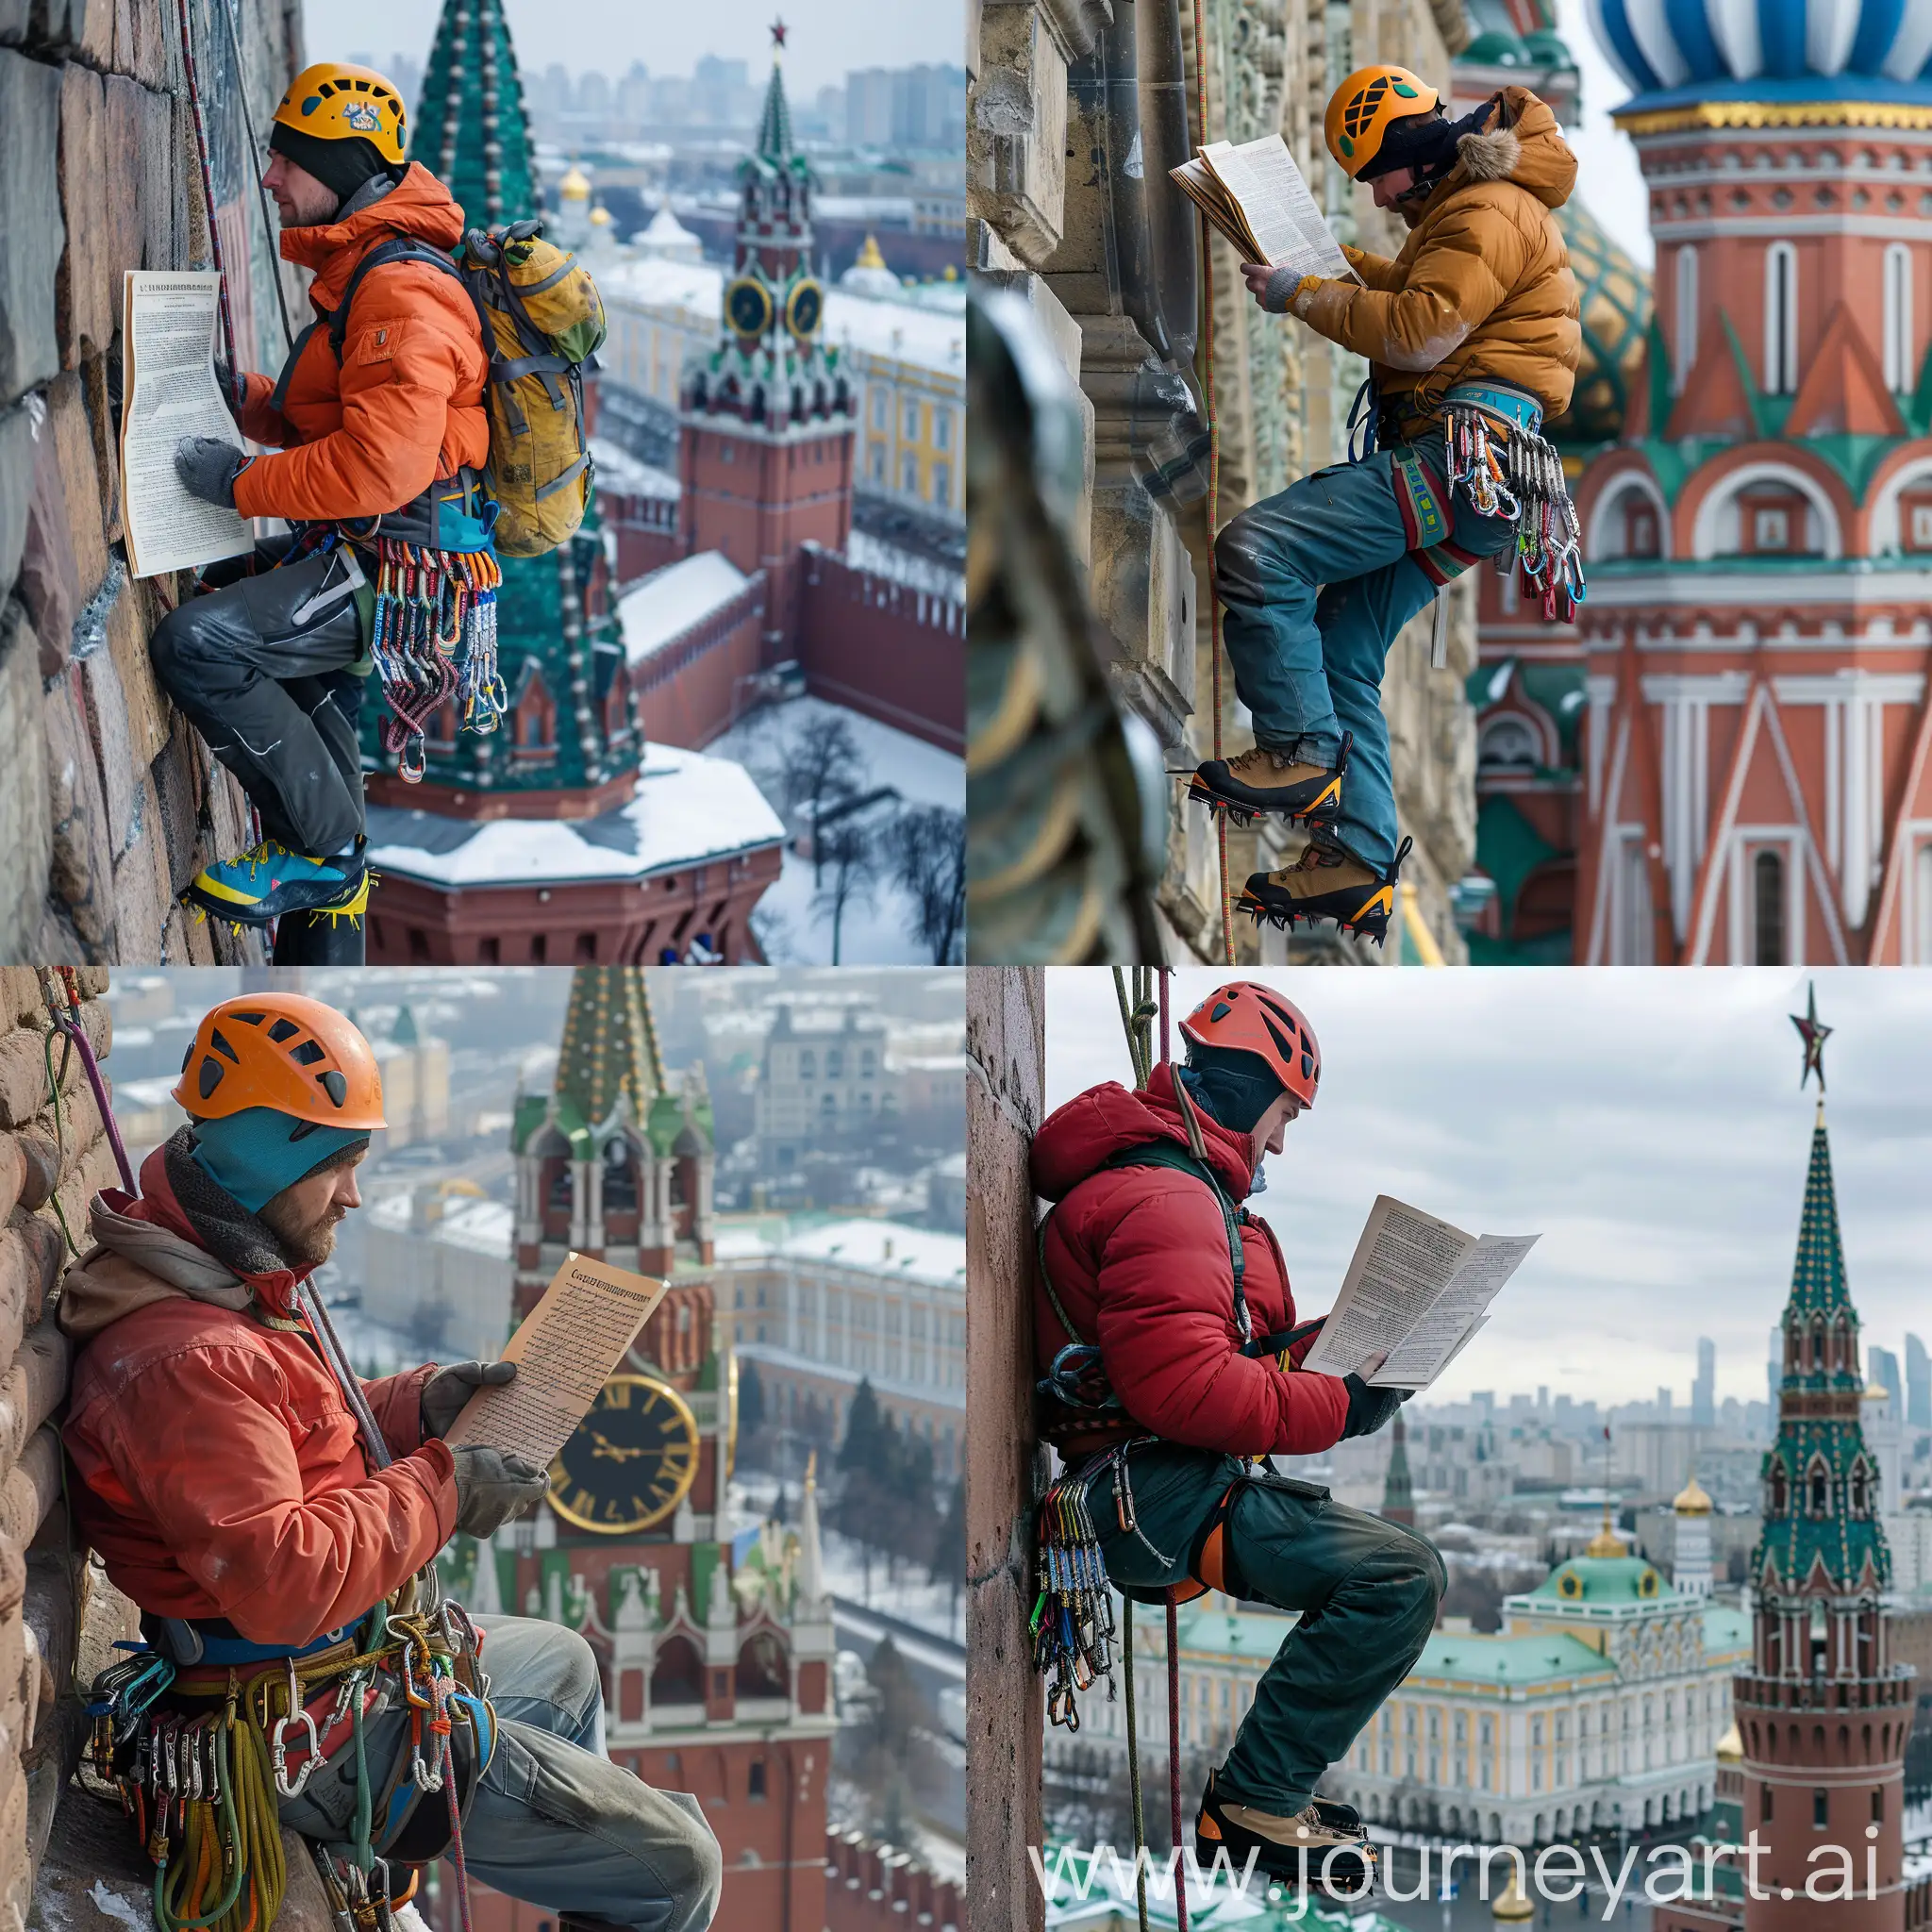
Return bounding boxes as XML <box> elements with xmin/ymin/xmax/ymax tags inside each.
<box><xmin>1195</xmin><ymin>1768</ymin><xmax>1375</xmax><ymax>1893</ymax></box>
<box><xmin>1188</xmin><ymin>735</ymin><xmax>1348</xmax><ymax>828</ymax></box>
<box><xmin>181</xmin><ymin>836</ymin><xmax>368</xmax><ymax>927</ymax></box>
<box><xmin>1237</xmin><ymin>834</ymin><xmax>1411</xmax><ymax>947</ymax></box>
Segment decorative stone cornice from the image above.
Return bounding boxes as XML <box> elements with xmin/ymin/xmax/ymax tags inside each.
<box><xmin>1616</xmin><ymin>100</ymin><xmax>1932</xmax><ymax>136</ymax></box>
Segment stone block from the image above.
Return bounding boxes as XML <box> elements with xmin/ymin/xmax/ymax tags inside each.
<box><xmin>0</xmin><ymin>1143</ymin><xmax>21</xmax><ymax>1225</ymax></box>
<box><xmin>0</xmin><ymin>51</ymin><xmax>63</xmax><ymax>408</ymax></box>
<box><xmin>105</xmin><ymin>579</ymin><xmax>166</xmax><ymax>764</ymax></box>
<box><xmin>22</xmin><ymin>0</ymin><xmax>85</xmax><ymax>53</ymax></box>
<box><xmin>17</xmin><ymin>424</ymin><xmax>78</xmax><ymax>679</ymax></box>
<box><xmin>56</xmin><ymin>61</ymin><xmax>109</xmax><ymax>368</ymax></box>
<box><xmin>78</xmin><ymin>644</ymin><xmax>135</xmax><ymax>863</ymax></box>
<box><xmin>42</xmin><ymin>664</ymin><xmax>114</xmax><ymax>954</ymax></box>
<box><xmin>108</xmin><ymin>768</ymin><xmax>168</xmax><ymax>958</ymax></box>
<box><xmin>44</xmin><ymin>371</ymin><xmax>105</xmax><ymax>605</ymax></box>
<box><xmin>101</xmin><ymin>75</ymin><xmax>142</xmax><ymax>294</ymax></box>
<box><xmin>0</xmin><ymin>402</ymin><xmax>31</xmax><ymax>593</ymax></box>
<box><xmin>135</xmin><ymin>80</ymin><xmax>175</xmax><ymax>271</ymax></box>
<box><xmin>73</xmin><ymin>0</ymin><xmax>106</xmax><ymax>64</ymax></box>
<box><xmin>0</xmin><ymin>0</ymin><xmax>25</xmax><ymax>46</ymax></box>
<box><xmin>0</xmin><ymin>1213</ymin><xmax>62</xmax><ymax>1331</ymax></box>
<box><xmin>152</xmin><ymin>715</ymin><xmax>197</xmax><ymax>893</ymax></box>
<box><xmin>0</xmin><ymin>605</ymin><xmax>51</xmax><ymax>966</ymax></box>
<box><xmin>78</xmin><ymin>350</ymin><xmax>117</xmax><ymax>544</ymax></box>
<box><xmin>0</xmin><ymin>1429</ymin><xmax>57</xmax><ymax>1548</ymax></box>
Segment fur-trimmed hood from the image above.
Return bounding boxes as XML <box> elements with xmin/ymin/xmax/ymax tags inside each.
<box><xmin>1443</xmin><ymin>87</ymin><xmax>1574</xmax><ymax>211</ymax></box>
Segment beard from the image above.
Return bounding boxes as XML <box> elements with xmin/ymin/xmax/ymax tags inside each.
<box><xmin>258</xmin><ymin>1192</ymin><xmax>343</xmax><ymax>1268</ymax></box>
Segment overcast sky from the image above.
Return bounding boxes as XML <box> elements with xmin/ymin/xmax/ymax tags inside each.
<box><xmin>302</xmin><ymin>0</ymin><xmax>961</xmax><ymax>95</ymax></box>
<box><xmin>1041</xmin><ymin>970</ymin><xmax>1932</xmax><ymax>1412</ymax></box>
<box><xmin>1553</xmin><ymin>0</ymin><xmax>1653</xmax><ymax>268</ymax></box>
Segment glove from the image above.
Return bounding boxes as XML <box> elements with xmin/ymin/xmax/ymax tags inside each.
<box><xmin>174</xmin><ymin>435</ymin><xmax>246</xmax><ymax>508</ymax></box>
<box><xmin>1340</xmin><ymin>1373</ymin><xmax>1407</xmax><ymax>1441</ymax></box>
<box><xmin>422</xmin><ymin>1359</ymin><xmax>517</xmax><ymax>1440</ymax></box>
<box><xmin>450</xmin><ymin>1445</ymin><xmax>550</xmax><ymax>1539</ymax></box>
<box><xmin>211</xmin><ymin>356</ymin><xmax>242</xmax><ymax>415</ymax></box>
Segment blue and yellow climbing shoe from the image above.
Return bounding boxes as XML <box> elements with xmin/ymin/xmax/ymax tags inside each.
<box><xmin>181</xmin><ymin>837</ymin><xmax>368</xmax><ymax>927</ymax></box>
<box><xmin>1237</xmin><ymin>833</ymin><xmax>1410</xmax><ymax>947</ymax></box>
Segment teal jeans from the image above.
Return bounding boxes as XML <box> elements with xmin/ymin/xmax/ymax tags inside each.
<box><xmin>278</xmin><ymin>1614</ymin><xmax>722</xmax><ymax>1932</ymax></box>
<box><xmin>1211</xmin><ymin>432</ymin><xmax>1515</xmax><ymax>872</ymax></box>
<box><xmin>1090</xmin><ymin>1444</ymin><xmax>1445</xmax><ymax>1815</ymax></box>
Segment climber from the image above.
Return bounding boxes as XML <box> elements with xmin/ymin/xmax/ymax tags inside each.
<box><xmin>1187</xmin><ymin>69</ymin><xmax>1581</xmax><ymax>944</ymax></box>
<box><xmin>1031</xmin><ymin>982</ymin><xmax>1443</xmax><ymax>1888</ymax></box>
<box><xmin>151</xmin><ymin>58</ymin><xmax>491</xmax><ymax>927</ymax></box>
<box><xmin>58</xmin><ymin>993</ymin><xmax>722</xmax><ymax>1932</ymax></box>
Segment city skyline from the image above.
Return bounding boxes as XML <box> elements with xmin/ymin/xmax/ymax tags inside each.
<box><xmin>1042</xmin><ymin>969</ymin><xmax>1932</xmax><ymax>1413</ymax></box>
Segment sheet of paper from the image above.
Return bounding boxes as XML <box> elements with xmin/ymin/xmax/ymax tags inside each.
<box><xmin>1369</xmin><ymin>1234</ymin><xmax>1537</xmax><ymax>1387</ymax></box>
<box><xmin>443</xmin><ymin>1251</ymin><xmax>669</xmax><ymax>1466</ymax></box>
<box><xmin>1199</xmin><ymin>136</ymin><xmax>1357</xmax><ymax>282</ymax></box>
<box><xmin>1301</xmin><ymin>1195</ymin><xmax>1477</xmax><ymax>1380</ymax></box>
<box><xmin>120</xmin><ymin>271</ymin><xmax>254</xmax><ymax>580</ymax></box>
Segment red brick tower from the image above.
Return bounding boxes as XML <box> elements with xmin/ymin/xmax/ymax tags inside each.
<box><xmin>678</xmin><ymin>21</ymin><xmax>857</xmax><ymax>656</ymax></box>
<box><xmin>457</xmin><ymin>966</ymin><xmax>835</xmax><ymax>1932</ymax></box>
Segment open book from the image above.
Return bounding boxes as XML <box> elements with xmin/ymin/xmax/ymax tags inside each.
<box><xmin>1169</xmin><ymin>136</ymin><xmax>1359</xmax><ymax>284</ymax></box>
<box><xmin>1298</xmin><ymin>1197</ymin><xmax>1538</xmax><ymax>1391</ymax></box>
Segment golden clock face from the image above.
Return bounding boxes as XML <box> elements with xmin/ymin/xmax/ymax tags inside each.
<box><xmin>785</xmin><ymin>277</ymin><xmax>824</xmax><ymax>340</ymax></box>
<box><xmin>724</xmin><ymin>275</ymin><xmax>774</xmax><ymax>341</ymax></box>
<box><xmin>548</xmin><ymin>1374</ymin><xmax>700</xmax><ymax>1535</ymax></box>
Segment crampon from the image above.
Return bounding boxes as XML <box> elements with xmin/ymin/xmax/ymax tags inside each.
<box><xmin>1237</xmin><ymin>834</ymin><xmax>1412</xmax><ymax>947</ymax></box>
<box><xmin>1187</xmin><ymin>733</ymin><xmax>1350</xmax><ymax>830</ymax></box>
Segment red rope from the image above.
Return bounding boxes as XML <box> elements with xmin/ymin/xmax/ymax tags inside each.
<box><xmin>175</xmin><ymin>0</ymin><xmax>239</xmax><ymax>378</ymax></box>
<box><xmin>1168</xmin><ymin>1594</ymin><xmax>1187</xmax><ymax>1932</ymax></box>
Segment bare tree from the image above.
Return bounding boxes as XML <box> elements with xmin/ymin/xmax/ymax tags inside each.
<box><xmin>812</xmin><ymin>821</ymin><xmax>878</xmax><ymax>964</ymax></box>
<box><xmin>782</xmin><ymin>713</ymin><xmax>864</xmax><ymax>881</ymax></box>
<box><xmin>891</xmin><ymin>805</ymin><xmax>965</xmax><ymax>963</ymax></box>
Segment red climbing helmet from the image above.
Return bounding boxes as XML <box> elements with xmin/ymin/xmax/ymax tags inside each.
<box><xmin>1179</xmin><ymin>981</ymin><xmax>1321</xmax><ymax>1111</ymax></box>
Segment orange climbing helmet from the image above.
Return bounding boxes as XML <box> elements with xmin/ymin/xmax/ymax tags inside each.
<box><xmin>174</xmin><ymin>994</ymin><xmax>387</xmax><ymax>1128</ymax></box>
<box><xmin>1324</xmin><ymin>64</ymin><xmax>1440</xmax><ymax>180</ymax></box>
<box><xmin>272</xmin><ymin>61</ymin><xmax>410</xmax><ymax>167</ymax></box>
<box><xmin>1179</xmin><ymin>982</ymin><xmax>1321</xmax><ymax>1111</ymax></box>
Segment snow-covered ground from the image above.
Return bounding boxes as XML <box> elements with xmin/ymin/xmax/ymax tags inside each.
<box><xmin>705</xmin><ymin>695</ymin><xmax>964</xmax><ymax>965</ymax></box>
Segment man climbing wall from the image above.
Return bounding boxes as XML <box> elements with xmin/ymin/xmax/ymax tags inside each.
<box><xmin>154</xmin><ymin>60</ymin><xmax>492</xmax><ymax>935</ymax></box>
<box><xmin>1187</xmin><ymin>70</ymin><xmax>1582</xmax><ymax>944</ymax></box>
<box><xmin>58</xmin><ymin>992</ymin><xmax>721</xmax><ymax>1931</ymax></box>
<box><xmin>1031</xmin><ymin>981</ymin><xmax>1443</xmax><ymax>1886</ymax></box>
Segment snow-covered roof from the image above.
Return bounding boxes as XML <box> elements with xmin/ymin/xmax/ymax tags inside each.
<box><xmin>635</xmin><ymin>204</ymin><xmax>704</xmax><ymax>260</ymax></box>
<box><xmin>366</xmin><ymin>1191</ymin><xmax>513</xmax><ymax>1257</ymax></box>
<box><xmin>364</xmin><ymin>743</ymin><xmax>785</xmax><ymax>888</ymax></box>
<box><xmin>618</xmin><ymin>553</ymin><xmax>752</xmax><ymax>667</ymax></box>
<box><xmin>590</xmin><ymin>437</ymin><xmax>679</xmax><ymax>499</ymax></box>
<box><xmin>599</xmin><ymin>257</ymin><xmax>962</xmax><ymax>376</ymax></box>
<box><xmin>776</xmin><ymin>1218</ymin><xmax>965</xmax><ymax>1291</ymax></box>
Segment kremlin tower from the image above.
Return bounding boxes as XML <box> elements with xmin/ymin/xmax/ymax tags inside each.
<box><xmin>1571</xmin><ymin>1</ymin><xmax>1932</xmax><ymax>964</ymax></box>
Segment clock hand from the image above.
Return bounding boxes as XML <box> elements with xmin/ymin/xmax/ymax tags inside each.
<box><xmin>589</xmin><ymin>1430</ymin><xmax>648</xmax><ymax>1462</ymax></box>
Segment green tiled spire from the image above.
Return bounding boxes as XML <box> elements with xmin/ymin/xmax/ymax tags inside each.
<box><xmin>1380</xmin><ymin>1413</ymin><xmax>1415</xmax><ymax>1526</ymax></box>
<box><xmin>755</xmin><ymin>57</ymin><xmax>793</xmax><ymax>161</ymax></box>
<box><xmin>1752</xmin><ymin>1103</ymin><xmax>1890</xmax><ymax>1598</ymax></box>
<box><xmin>410</xmin><ymin>0</ymin><xmax>542</xmax><ymax>228</ymax></box>
<box><xmin>557</xmin><ymin>967</ymin><xmax>666</xmax><ymax>1131</ymax></box>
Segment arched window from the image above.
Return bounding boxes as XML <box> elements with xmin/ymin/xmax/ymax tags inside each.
<box><xmin>1479</xmin><ymin>716</ymin><xmax>1541</xmax><ymax>770</ymax></box>
<box><xmin>1753</xmin><ymin>849</ymin><xmax>1786</xmax><ymax>964</ymax></box>
<box><xmin>1674</xmin><ymin>244</ymin><xmax>1699</xmax><ymax>392</ymax></box>
<box><xmin>1770</xmin><ymin>1461</ymin><xmax>1789</xmax><ymax>1514</ymax></box>
<box><xmin>1765</xmin><ymin>242</ymin><xmax>1799</xmax><ymax>394</ymax></box>
<box><xmin>602</xmin><ymin>1140</ymin><xmax>638</xmax><ymax>1212</ymax></box>
<box><xmin>649</xmin><ymin>1636</ymin><xmax>705</xmax><ymax>1707</ymax></box>
<box><xmin>1884</xmin><ymin>243</ymin><xmax>1914</xmax><ymax>392</ymax></box>
<box><xmin>1809</xmin><ymin>1460</ymin><xmax>1830</xmax><ymax>1515</ymax></box>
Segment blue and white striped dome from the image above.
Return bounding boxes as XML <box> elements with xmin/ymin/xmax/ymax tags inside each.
<box><xmin>1587</xmin><ymin>0</ymin><xmax>1932</xmax><ymax>107</ymax></box>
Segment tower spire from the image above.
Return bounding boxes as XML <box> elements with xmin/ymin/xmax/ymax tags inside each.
<box><xmin>411</xmin><ymin>0</ymin><xmax>543</xmax><ymax>228</ymax></box>
<box><xmin>1379</xmin><ymin>1412</ymin><xmax>1415</xmax><ymax>1527</ymax></box>
<box><xmin>554</xmin><ymin>967</ymin><xmax>666</xmax><ymax>1129</ymax></box>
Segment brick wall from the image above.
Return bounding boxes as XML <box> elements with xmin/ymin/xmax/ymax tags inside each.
<box><xmin>824</xmin><ymin>1830</ymin><xmax>964</xmax><ymax>1932</ymax></box>
<box><xmin>1</xmin><ymin>0</ymin><xmax>300</xmax><ymax>966</ymax></box>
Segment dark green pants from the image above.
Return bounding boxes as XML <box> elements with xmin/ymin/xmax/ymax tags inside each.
<box><xmin>1090</xmin><ymin>1443</ymin><xmax>1445</xmax><ymax>1814</ymax></box>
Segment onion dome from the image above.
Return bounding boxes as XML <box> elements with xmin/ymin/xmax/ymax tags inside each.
<box><xmin>558</xmin><ymin>161</ymin><xmax>591</xmax><ymax>202</ymax></box>
<box><xmin>1546</xmin><ymin>197</ymin><xmax>1651</xmax><ymax>450</ymax></box>
<box><xmin>1716</xmin><ymin>1721</ymin><xmax>1743</xmax><ymax>1763</ymax></box>
<box><xmin>1674</xmin><ymin>1474</ymin><xmax>1714</xmax><ymax>1515</ymax></box>
<box><xmin>1864</xmin><ymin>1380</ymin><xmax>1891</xmax><ymax>1403</ymax></box>
<box><xmin>1464</xmin><ymin>26</ymin><xmax>1530</xmax><ymax>65</ymax></box>
<box><xmin>840</xmin><ymin>232</ymin><xmax>901</xmax><ymax>298</ymax></box>
<box><xmin>1493</xmin><ymin>1871</ymin><xmax>1535</xmax><ymax>1922</ymax></box>
<box><xmin>589</xmin><ymin>204</ymin><xmax>610</xmax><ymax>226</ymax></box>
<box><xmin>1591</xmin><ymin>0</ymin><xmax>1932</xmax><ymax>110</ymax></box>
<box><xmin>1586</xmin><ymin>1518</ymin><xmax>1626</xmax><ymax>1558</ymax></box>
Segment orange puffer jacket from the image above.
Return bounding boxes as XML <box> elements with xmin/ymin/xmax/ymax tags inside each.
<box><xmin>1291</xmin><ymin>86</ymin><xmax>1581</xmax><ymax>422</ymax></box>
<box><xmin>59</xmin><ymin>1141</ymin><xmax>457</xmax><ymax>1647</ymax></box>
<box><xmin>233</xmin><ymin>162</ymin><xmax>490</xmax><ymax>526</ymax></box>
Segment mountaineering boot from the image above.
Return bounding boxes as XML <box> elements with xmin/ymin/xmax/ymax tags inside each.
<box><xmin>181</xmin><ymin>835</ymin><xmax>369</xmax><ymax>926</ymax></box>
<box><xmin>1188</xmin><ymin>735</ymin><xmax>1349</xmax><ymax>829</ymax></box>
<box><xmin>1237</xmin><ymin>834</ymin><xmax>1411</xmax><ymax>947</ymax></box>
<box><xmin>1196</xmin><ymin>1768</ymin><xmax>1375</xmax><ymax>1894</ymax></box>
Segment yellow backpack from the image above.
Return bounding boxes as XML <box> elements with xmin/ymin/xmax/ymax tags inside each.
<box><xmin>459</xmin><ymin>220</ymin><xmax>608</xmax><ymax>557</ymax></box>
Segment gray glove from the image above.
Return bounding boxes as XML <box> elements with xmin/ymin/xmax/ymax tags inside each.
<box><xmin>174</xmin><ymin>435</ymin><xmax>245</xmax><ymax>508</ymax></box>
<box><xmin>1340</xmin><ymin>1373</ymin><xmax>1409</xmax><ymax>1441</ymax></box>
<box><xmin>212</xmin><ymin>356</ymin><xmax>242</xmax><ymax>414</ymax></box>
<box><xmin>450</xmin><ymin>1445</ymin><xmax>550</xmax><ymax>1539</ymax></box>
<box><xmin>1257</xmin><ymin>263</ymin><xmax>1305</xmax><ymax>314</ymax></box>
<box><xmin>422</xmin><ymin>1359</ymin><xmax>517</xmax><ymax>1440</ymax></box>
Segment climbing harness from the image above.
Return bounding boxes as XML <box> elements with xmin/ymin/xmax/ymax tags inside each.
<box><xmin>367</xmin><ymin>534</ymin><xmax>506</xmax><ymax>781</ymax></box>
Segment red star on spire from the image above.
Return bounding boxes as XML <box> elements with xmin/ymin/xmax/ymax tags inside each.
<box><xmin>771</xmin><ymin>17</ymin><xmax>788</xmax><ymax>49</ymax></box>
<box><xmin>1790</xmin><ymin>982</ymin><xmax>1831</xmax><ymax>1094</ymax></box>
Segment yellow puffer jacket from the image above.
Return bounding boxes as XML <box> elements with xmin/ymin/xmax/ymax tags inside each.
<box><xmin>1291</xmin><ymin>87</ymin><xmax>1581</xmax><ymax>423</ymax></box>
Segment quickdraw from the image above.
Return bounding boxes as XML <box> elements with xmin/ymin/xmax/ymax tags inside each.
<box><xmin>1031</xmin><ymin>1460</ymin><xmax>1120</xmax><ymax>1731</ymax></box>
<box><xmin>369</xmin><ymin>538</ymin><xmax>508</xmax><ymax>782</ymax></box>
<box><xmin>1443</xmin><ymin>402</ymin><xmax>1588</xmax><ymax>624</ymax></box>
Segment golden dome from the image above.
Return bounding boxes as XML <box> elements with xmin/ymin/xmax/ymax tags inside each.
<box><xmin>1864</xmin><ymin>1382</ymin><xmax>1891</xmax><ymax>1403</ymax></box>
<box><xmin>855</xmin><ymin>231</ymin><xmax>887</xmax><ymax>271</ymax></box>
<box><xmin>1585</xmin><ymin>1523</ymin><xmax>1626</xmax><ymax>1558</ymax></box>
<box><xmin>1674</xmin><ymin>1474</ymin><xmax>1713</xmax><ymax>1516</ymax></box>
<box><xmin>1493</xmin><ymin>1871</ymin><xmax>1535</xmax><ymax>1921</ymax></box>
<box><xmin>589</xmin><ymin>204</ymin><xmax>611</xmax><ymax>226</ymax></box>
<box><xmin>559</xmin><ymin>162</ymin><xmax>591</xmax><ymax>201</ymax></box>
<box><xmin>1716</xmin><ymin>1722</ymin><xmax>1743</xmax><ymax>1764</ymax></box>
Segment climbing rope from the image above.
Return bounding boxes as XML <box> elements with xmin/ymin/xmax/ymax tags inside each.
<box><xmin>175</xmin><ymin>0</ymin><xmax>239</xmax><ymax>381</ymax></box>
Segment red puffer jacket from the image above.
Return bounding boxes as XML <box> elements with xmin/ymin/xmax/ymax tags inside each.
<box><xmin>59</xmin><ymin>1141</ymin><xmax>457</xmax><ymax>1647</ymax></box>
<box><xmin>1031</xmin><ymin>1063</ymin><xmax>1350</xmax><ymax>1458</ymax></box>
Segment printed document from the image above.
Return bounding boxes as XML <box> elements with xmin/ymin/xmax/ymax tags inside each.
<box><xmin>1169</xmin><ymin>136</ymin><xmax>1359</xmax><ymax>283</ymax></box>
<box><xmin>445</xmin><ymin>1251</ymin><xmax>669</xmax><ymax>1464</ymax></box>
<box><xmin>1299</xmin><ymin>1197</ymin><xmax>1537</xmax><ymax>1390</ymax></box>
<box><xmin>120</xmin><ymin>271</ymin><xmax>255</xmax><ymax>579</ymax></box>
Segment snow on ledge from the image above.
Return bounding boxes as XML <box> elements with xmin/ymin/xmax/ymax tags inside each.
<box><xmin>618</xmin><ymin>552</ymin><xmax>752</xmax><ymax>665</ymax></box>
<box><xmin>365</xmin><ymin>743</ymin><xmax>785</xmax><ymax>888</ymax></box>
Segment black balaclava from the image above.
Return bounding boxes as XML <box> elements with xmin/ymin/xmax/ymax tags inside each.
<box><xmin>1358</xmin><ymin>94</ymin><xmax>1499</xmax><ymax>189</ymax></box>
<box><xmin>1176</xmin><ymin>1041</ymin><xmax>1288</xmax><ymax>1137</ymax></box>
<box><xmin>268</xmin><ymin>122</ymin><xmax>398</xmax><ymax>211</ymax></box>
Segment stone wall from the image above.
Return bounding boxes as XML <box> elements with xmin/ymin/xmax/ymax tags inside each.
<box><xmin>969</xmin><ymin>0</ymin><xmax>1478</xmax><ymax>965</ymax></box>
<box><xmin>1</xmin><ymin>0</ymin><xmax>303</xmax><ymax>966</ymax></box>
<box><xmin>823</xmin><ymin>1829</ymin><xmax>964</xmax><ymax>1932</ymax></box>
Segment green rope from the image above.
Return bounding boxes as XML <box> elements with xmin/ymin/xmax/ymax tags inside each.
<box><xmin>39</xmin><ymin>1026</ymin><xmax>82</xmax><ymax>1257</ymax></box>
<box><xmin>1122</xmin><ymin>1602</ymin><xmax>1150</xmax><ymax>1932</ymax></box>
